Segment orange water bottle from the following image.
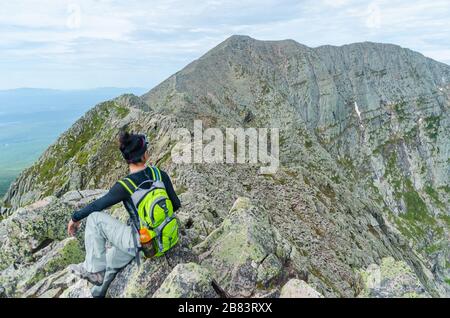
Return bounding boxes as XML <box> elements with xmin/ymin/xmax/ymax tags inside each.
<box><xmin>139</xmin><ymin>228</ymin><xmax>156</xmax><ymax>258</ymax></box>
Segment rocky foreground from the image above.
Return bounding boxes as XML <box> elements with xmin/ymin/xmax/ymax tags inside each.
<box><xmin>0</xmin><ymin>190</ymin><xmax>432</xmax><ymax>298</ymax></box>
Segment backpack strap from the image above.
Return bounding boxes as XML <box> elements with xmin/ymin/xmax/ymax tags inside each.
<box><xmin>118</xmin><ymin>178</ymin><xmax>138</xmax><ymax>195</ymax></box>
<box><xmin>119</xmin><ymin>178</ymin><xmax>144</xmax><ymax>227</ymax></box>
<box><xmin>118</xmin><ymin>178</ymin><xmax>141</xmax><ymax>267</ymax></box>
<box><xmin>151</xmin><ymin>166</ymin><xmax>161</xmax><ymax>181</ymax></box>
<box><xmin>148</xmin><ymin>166</ymin><xmax>156</xmax><ymax>180</ymax></box>
<box><xmin>134</xmin><ymin>166</ymin><xmax>160</xmax><ymax>189</ymax></box>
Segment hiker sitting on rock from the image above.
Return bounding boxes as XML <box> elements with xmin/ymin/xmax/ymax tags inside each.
<box><xmin>67</xmin><ymin>131</ymin><xmax>181</xmax><ymax>298</ymax></box>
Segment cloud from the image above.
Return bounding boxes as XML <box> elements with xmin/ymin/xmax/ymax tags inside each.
<box><xmin>323</xmin><ymin>0</ymin><xmax>352</xmax><ymax>8</ymax></box>
<box><xmin>0</xmin><ymin>0</ymin><xmax>449</xmax><ymax>89</ymax></box>
<box><xmin>366</xmin><ymin>2</ymin><xmax>382</xmax><ymax>29</ymax></box>
<box><xmin>66</xmin><ymin>3</ymin><xmax>82</xmax><ymax>29</ymax></box>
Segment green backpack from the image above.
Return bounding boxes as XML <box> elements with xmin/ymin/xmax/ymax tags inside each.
<box><xmin>118</xmin><ymin>165</ymin><xmax>179</xmax><ymax>258</ymax></box>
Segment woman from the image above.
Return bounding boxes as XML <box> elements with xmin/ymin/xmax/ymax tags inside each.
<box><xmin>67</xmin><ymin>131</ymin><xmax>181</xmax><ymax>297</ymax></box>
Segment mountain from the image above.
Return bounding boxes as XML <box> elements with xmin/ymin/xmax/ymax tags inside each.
<box><xmin>0</xmin><ymin>35</ymin><xmax>448</xmax><ymax>298</ymax></box>
<box><xmin>0</xmin><ymin>87</ymin><xmax>147</xmax><ymax>196</ymax></box>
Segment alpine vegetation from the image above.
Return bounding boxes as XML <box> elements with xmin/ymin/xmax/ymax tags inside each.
<box><xmin>0</xmin><ymin>36</ymin><xmax>449</xmax><ymax>298</ymax></box>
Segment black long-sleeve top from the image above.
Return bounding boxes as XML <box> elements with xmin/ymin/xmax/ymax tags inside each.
<box><xmin>71</xmin><ymin>167</ymin><xmax>181</xmax><ymax>222</ymax></box>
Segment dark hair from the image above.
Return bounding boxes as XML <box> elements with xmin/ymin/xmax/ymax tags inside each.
<box><xmin>119</xmin><ymin>130</ymin><xmax>148</xmax><ymax>164</ymax></box>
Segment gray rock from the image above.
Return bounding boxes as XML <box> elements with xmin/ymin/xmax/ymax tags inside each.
<box><xmin>17</xmin><ymin>237</ymin><xmax>84</xmax><ymax>293</ymax></box>
<box><xmin>153</xmin><ymin>263</ymin><xmax>217</xmax><ymax>298</ymax></box>
<box><xmin>358</xmin><ymin>257</ymin><xmax>430</xmax><ymax>298</ymax></box>
<box><xmin>0</xmin><ymin>285</ymin><xmax>6</xmax><ymax>298</ymax></box>
<box><xmin>107</xmin><ymin>243</ymin><xmax>198</xmax><ymax>298</ymax></box>
<box><xmin>114</xmin><ymin>94</ymin><xmax>151</xmax><ymax>112</ymax></box>
<box><xmin>23</xmin><ymin>268</ymin><xmax>79</xmax><ymax>298</ymax></box>
<box><xmin>257</xmin><ymin>254</ymin><xmax>283</xmax><ymax>287</ymax></box>
<box><xmin>280</xmin><ymin>279</ymin><xmax>323</xmax><ymax>298</ymax></box>
<box><xmin>194</xmin><ymin>197</ymin><xmax>277</xmax><ymax>297</ymax></box>
<box><xmin>253</xmin><ymin>289</ymin><xmax>280</xmax><ymax>298</ymax></box>
<box><xmin>59</xmin><ymin>279</ymin><xmax>92</xmax><ymax>298</ymax></box>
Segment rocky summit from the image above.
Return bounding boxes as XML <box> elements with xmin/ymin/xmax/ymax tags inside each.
<box><xmin>0</xmin><ymin>35</ymin><xmax>449</xmax><ymax>298</ymax></box>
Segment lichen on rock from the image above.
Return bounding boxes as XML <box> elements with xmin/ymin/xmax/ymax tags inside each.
<box><xmin>280</xmin><ymin>279</ymin><xmax>323</xmax><ymax>298</ymax></box>
<box><xmin>193</xmin><ymin>197</ymin><xmax>278</xmax><ymax>297</ymax></box>
<box><xmin>153</xmin><ymin>263</ymin><xmax>217</xmax><ymax>298</ymax></box>
<box><xmin>358</xmin><ymin>257</ymin><xmax>430</xmax><ymax>298</ymax></box>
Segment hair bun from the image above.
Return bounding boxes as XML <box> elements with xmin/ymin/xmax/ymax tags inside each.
<box><xmin>119</xmin><ymin>131</ymin><xmax>132</xmax><ymax>150</ymax></box>
<box><xmin>118</xmin><ymin>130</ymin><xmax>148</xmax><ymax>163</ymax></box>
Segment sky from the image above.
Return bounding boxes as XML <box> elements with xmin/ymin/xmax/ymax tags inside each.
<box><xmin>0</xmin><ymin>0</ymin><xmax>449</xmax><ymax>90</ymax></box>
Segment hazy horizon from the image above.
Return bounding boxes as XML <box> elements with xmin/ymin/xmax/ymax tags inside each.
<box><xmin>0</xmin><ymin>86</ymin><xmax>147</xmax><ymax>196</ymax></box>
<box><xmin>0</xmin><ymin>86</ymin><xmax>147</xmax><ymax>92</ymax></box>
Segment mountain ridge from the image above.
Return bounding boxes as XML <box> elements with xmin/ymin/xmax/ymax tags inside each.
<box><xmin>0</xmin><ymin>35</ymin><xmax>448</xmax><ymax>297</ymax></box>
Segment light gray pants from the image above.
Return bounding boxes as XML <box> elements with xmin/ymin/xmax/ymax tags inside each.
<box><xmin>83</xmin><ymin>212</ymin><xmax>139</xmax><ymax>297</ymax></box>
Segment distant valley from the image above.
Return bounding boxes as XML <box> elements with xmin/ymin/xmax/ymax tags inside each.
<box><xmin>0</xmin><ymin>87</ymin><xmax>147</xmax><ymax>196</ymax></box>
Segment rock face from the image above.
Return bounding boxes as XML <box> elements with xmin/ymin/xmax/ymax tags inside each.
<box><xmin>152</xmin><ymin>263</ymin><xmax>217</xmax><ymax>298</ymax></box>
<box><xmin>0</xmin><ymin>193</ymin><xmax>444</xmax><ymax>298</ymax></box>
<box><xmin>0</xmin><ymin>190</ymin><xmax>105</xmax><ymax>297</ymax></box>
<box><xmin>1</xmin><ymin>35</ymin><xmax>449</xmax><ymax>297</ymax></box>
<box><xmin>106</xmin><ymin>242</ymin><xmax>198</xmax><ymax>298</ymax></box>
<box><xmin>194</xmin><ymin>197</ymin><xmax>284</xmax><ymax>297</ymax></box>
<box><xmin>358</xmin><ymin>257</ymin><xmax>430</xmax><ymax>298</ymax></box>
<box><xmin>280</xmin><ymin>279</ymin><xmax>323</xmax><ymax>298</ymax></box>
